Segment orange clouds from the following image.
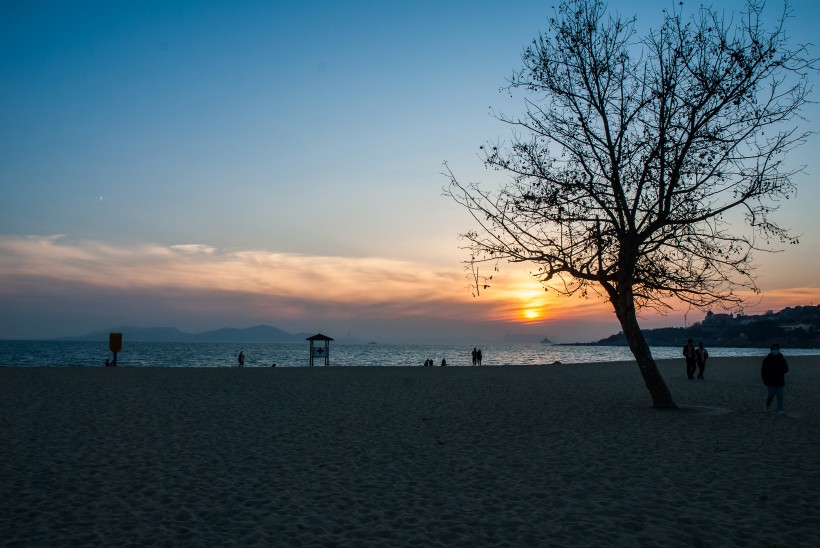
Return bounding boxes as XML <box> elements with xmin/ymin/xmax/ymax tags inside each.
<box><xmin>2</xmin><ymin>235</ymin><xmax>817</xmax><ymax>342</ymax></box>
<box><xmin>0</xmin><ymin>235</ymin><xmax>465</xmax><ymax>306</ymax></box>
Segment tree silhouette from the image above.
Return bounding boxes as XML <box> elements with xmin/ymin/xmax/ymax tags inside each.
<box><xmin>446</xmin><ymin>0</ymin><xmax>816</xmax><ymax>407</ymax></box>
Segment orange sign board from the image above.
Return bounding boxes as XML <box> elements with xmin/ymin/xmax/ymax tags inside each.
<box><xmin>109</xmin><ymin>333</ymin><xmax>123</xmax><ymax>353</ymax></box>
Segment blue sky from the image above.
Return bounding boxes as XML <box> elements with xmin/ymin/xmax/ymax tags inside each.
<box><xmin>1</xmin><ymin>0</ymin><xmax>819</xmax><ymax>343</ymax></box>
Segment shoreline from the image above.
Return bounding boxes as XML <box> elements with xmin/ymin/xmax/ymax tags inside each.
<box><xmin>3</xmin><ymin>353</ymin><xmax>820</xmax><ymax>368</ymax></box>
<box><xmin>4</xmin><ymin>339</ymin><xmax>820</xmax><ymax>369</ymax></box>
<box><xmin>3</xmin><ymin>356</ymin><xmax>818</xmax><ymax>546</ymax></box>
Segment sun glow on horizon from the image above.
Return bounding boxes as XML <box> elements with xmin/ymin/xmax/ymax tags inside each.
<box><xmin>499</xmin><ymin>285</ymin><xmax>550</xmax><ymax>323</ymax></box>
<box><xmin>4</xmin><ymin>235</ymin><xmax>820</xmax><ymax>342</ymax></box>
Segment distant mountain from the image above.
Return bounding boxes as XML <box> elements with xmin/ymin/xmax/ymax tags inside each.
<box><xmin>192</xmin><ymin>325</ymin><xmax>306</xmax><ymax>343</ymax></box>
<box><xmin>58</xmin><ymin>325</ymin><xmax>312</xmax><ymax>343</ymax></box>
<box><xmin>576</xmin><ymin>305</ymin><xmax>820</xmax><ymax>348</ymax></box>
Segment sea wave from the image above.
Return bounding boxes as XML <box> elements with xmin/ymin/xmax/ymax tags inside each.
<box><xmin>1</xmin><ymin>340</ymin><xmax>819</xmax><ymax>368</ymax></box>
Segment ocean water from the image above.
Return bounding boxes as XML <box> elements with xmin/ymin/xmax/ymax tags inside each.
<box><xmin>1</xmin><ymin>340</ymin><xmax>818</xmax><ymax>368</ymax></box>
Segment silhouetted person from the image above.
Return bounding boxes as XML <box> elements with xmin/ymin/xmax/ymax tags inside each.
<box><xmin>683</xmin><ymin>338</ymin><xmax>696</xmax><ymax>379</ymax></box>
<box><xmin>441</xmin><ymin>358</ymin><xmax>447</xmax><ymax>367</ymax></box>
<box><xmin>238</xmin><ymin>351</ymin><xmax>245</xmax><ymax>368</ymax></box>
<box><xmin>472</xmin><ymin>347</ymin><xmax>478</xmax><ymax>366</ymax></box>
<box><xmin>696</xmin><ymin>342</ymin><xmax>708</xmax><ymax>380</ymax></box>
<box><xmin>477</xmin><ymin>348</ymin><xmax>483</xmax><ymax>366</ymax></box>
<box><xmin>762</xmin><ymin>343</ymin><xmax>789</xmax><ymax>415</ymax></box>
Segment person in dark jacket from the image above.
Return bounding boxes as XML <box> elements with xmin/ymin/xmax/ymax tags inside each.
<box><xmin>761</xmin><ymin>343</ymin><xmax>789</xmax><ymax>415</ymax></box>
<box><xmin>695</xmin><ymin>341</ymin><xmax>709</xmax><ymax>380</ymax></box>
<box><xmin>683</xmin><ymin>338</ymin><xmax>697</xmax><ymax>379</ymax></box>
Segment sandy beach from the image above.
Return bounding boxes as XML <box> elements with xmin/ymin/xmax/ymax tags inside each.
<box><xmin>2</xmin><ymin>356</ymin><xmax>819</xmax><ymax>547</ymax></box>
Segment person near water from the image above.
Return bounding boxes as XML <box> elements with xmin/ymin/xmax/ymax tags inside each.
<box><xmin>695</xmin><ymin>342</ymin><xmax>709</xmax><ymax>380</ymax></box>
<box><xmin>682</xmin><ymin>338</ymin><xmax>697</xmax><ymax>379</ymax></box>
<box><xmin>761</xmin><ymin>343</ymin><xmax>789</xmax><ymax>415</ymax></box>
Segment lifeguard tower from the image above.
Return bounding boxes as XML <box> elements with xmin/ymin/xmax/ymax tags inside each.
<box><xmin>307</xmin><ymin>333</ymin><xmax>333</xmax><ymax>366</ymax></box>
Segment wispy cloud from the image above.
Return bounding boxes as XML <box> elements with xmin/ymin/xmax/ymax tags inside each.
<box><xmin>0</xmin><ymin>235</ymin><xmax>505</xmax><ymax>340</ymax></box>
<box><xmin>0</xmin><ymin>235</ymin><xmax>466</xmax><ymax>306</ymax></box>
<box><xmin>169</xmin><ymin>244</ymin><xmax>218</xmax><ymax>254</ymax></box>
<box><xmin>4</xmin><ymin>235</ymin><xmax>816</xmax><ymax>341</ymax></box>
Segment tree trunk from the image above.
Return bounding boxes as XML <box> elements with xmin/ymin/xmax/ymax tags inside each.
<box><xmin>612</xmin><ymin>291</ymin><xmax>678</xmax><ymax>409</ymax></box>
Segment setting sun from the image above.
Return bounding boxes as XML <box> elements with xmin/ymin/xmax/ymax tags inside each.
<box><xmin>521</xmin><ymin>308</ymin><xmax>543</xmax><ymax>321</ymax></box>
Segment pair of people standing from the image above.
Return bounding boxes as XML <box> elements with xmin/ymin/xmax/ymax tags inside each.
<box><xmin>683</xmin><ymin>340</ymin><xmax>790</xmax><ymax>414</ymax></box>
<box><xmin>471</xmin><ymin>347</ymin><xmax>483</xmax><ymax>366</ymax></box>
<box><xmin>683</xmin><ymin>339</ymin><xmax>708</xmax><ymax>379</ymax></box>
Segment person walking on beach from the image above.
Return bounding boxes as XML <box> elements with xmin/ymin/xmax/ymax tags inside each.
<box><xmin>683</xmin><ymin>338</ymin><xmax>697</xmax><ymax>379</ymax></box>
<box><xmin>477</xmin><ymin>348</ymin><xmax>483</xmax><ymax>366</ymax></box>
<box><xmin>471</xmin><ymin>348</ymin><xmax>478</xmax><ymax>366</ymax></box>
<box><xmin>441</xmin><ymin>358</ymin><xmax>447</xmax><ymax>367</ymax></box>
<box><xmin>696</xmin><ymin>342</ymin><xmax>709</xmax><ymax>380</ymax></box>
<box><xmin>238</xmin><ymin>351</ymin><xmax>245</xmax><ymax>368</ymax></box>
<box><xmin>762</xmin><ymin>343</ymin><xmax>789</xmax><ymax>415</ymax></box>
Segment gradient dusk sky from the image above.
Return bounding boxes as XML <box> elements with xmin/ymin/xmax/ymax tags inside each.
<box><xmin>2</xmin><ymin>0</ymin><xmax>819</xmax><ymax>343</ymax></box>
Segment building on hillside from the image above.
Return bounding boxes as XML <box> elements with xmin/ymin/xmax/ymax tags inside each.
<box><xmin>703</xmin><ymin>311</ymin><xmax>734</xmax><ymax>324</ymax></box>
<box><xmin>782</xmin><ymin>323</ymin><xmax>816</xmax><ymax>333</ymax></box>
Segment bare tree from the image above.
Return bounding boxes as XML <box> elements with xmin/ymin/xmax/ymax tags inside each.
<box><xmin>445</xmin><ymin>0</ymin><xmax>816</xmax><ymax>407</ymax></box>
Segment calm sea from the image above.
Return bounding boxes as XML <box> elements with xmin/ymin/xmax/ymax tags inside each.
<box><xmin>1</xmin><ymin>340</ymin><xmax>818</xmax><ymax>368</ymax></box>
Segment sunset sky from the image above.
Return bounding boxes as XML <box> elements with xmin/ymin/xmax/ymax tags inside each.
<box><xmin>2</xmin><ymin>0</ymin><xmax>819</xmax><ymax>343</ymax></box>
